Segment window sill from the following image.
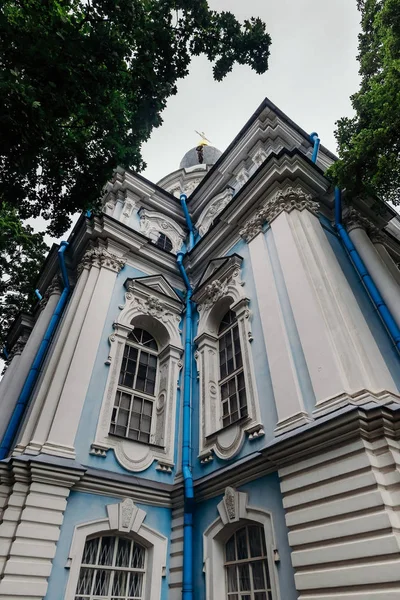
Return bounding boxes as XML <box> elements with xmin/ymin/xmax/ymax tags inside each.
<box><xmin>205</xmin><ymin>415</ymin><xmax>251</xmax><ymax>440</ymax></box>
<box><xmin>108</xmin><ymin>432</ymin><xmax>165</xmax><ymax>450</ymax></box>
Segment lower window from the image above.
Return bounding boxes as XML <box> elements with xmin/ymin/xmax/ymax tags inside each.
<box><xmin>225</xmin><ymin>525</ymin><xmax>272</xmax><ymax>600</ymax></box>
<box><xmin>75</xmin><ymin>535</ymin><xmax>146</xmax><ymax>600</ymax></box>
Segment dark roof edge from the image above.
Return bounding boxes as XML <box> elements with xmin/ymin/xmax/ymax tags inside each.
<box><xmin>188</xmin><ymin>96</ymin><xmax>337</xmax><ymax>202</ymax></box>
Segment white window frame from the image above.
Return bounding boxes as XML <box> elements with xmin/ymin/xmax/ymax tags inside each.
<box><xmin>203</xmin><ymin>488</ymin><xmax>280</xmax><ymax>600</ymax></box>
<box><xmin>193</xmin><ymin>256</ymin><xmax>264</xmax><ymax>463</ymax></box>
<box><xmin>65</xmin><ymin>498</ymin><xmax>167</xmax><ymax>600</ymax></box>
<box><xmin>139</xmin><ymin>209</ymin><xmax>185</xmax><ymax>255</ymax></box>
<box><xmin>91</xmin><ymin>276</ymin><xmax>183</xmax><ymax>473</ymax></box>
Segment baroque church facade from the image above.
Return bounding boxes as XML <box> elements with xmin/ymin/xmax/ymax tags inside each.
<box><xmin>1</xmin><ymin>97</ymin><xmax>400</xmax><ymax>600</ymax></box>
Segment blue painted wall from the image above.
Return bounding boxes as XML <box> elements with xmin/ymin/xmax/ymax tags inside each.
<box><xmin>46</xmin><ymin>490</ymin><xmax>171</xmax><ymax>600</ymax></box>
<box><xmin>191</xmin><ymin>237</ymin><xmax>277</xmax><ymax>480</ymax></box>
<box><xmin>74</xmin><ymin>264</ymin><xmax>181</xmax><ymax>482</ymax></box>
<box><xmin>193</xmin><ymin>472</ymin><xmax>297</xmax><ymax>600</ymax></box>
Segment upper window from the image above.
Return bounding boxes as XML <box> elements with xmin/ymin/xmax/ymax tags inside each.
<box><xmin>75</xmin><ymin>535</ymin><xmax>146</xmax><ymax>600</ymax></box>
<box><xmin>155</xmin><ymin>233</ymin><xmax>173</xmax><ymax>252</ymax></box>
<box><xmin>225</xmin><ymin>525</ymin><xmax>272</xmax><ymax>600</ymax></box>
<box><xmin>110</xmin><ymin>328</ymin><xmax>158</xmax><ymax>443</ymax></box>
<box><xmin>218</xmin><ymin>310</ymin><xmax>248</xmax><ymax>428</ymax></box>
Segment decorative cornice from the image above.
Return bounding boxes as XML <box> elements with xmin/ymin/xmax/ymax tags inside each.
<box><xmin>239</xmin><ymin>187</ymin><xmax>319</xmax><ymax>242</ymax></box>
<box><xmin>78</xmin><ymin>245</ymin><xmax>126</xmax><ymax>274</ymax></box>
<box><xmin>139</xmin><ymin>209</ymin><xmax>185</xmax><ymax>254</ymax></box>
<box><xmin>344</xmin><ymin>207</ymin><xmax>372</xmax><ymax>233</ymax></box>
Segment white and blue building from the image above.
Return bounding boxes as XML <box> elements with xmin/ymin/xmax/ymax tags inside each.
<box><xmin>1</xmin><ymin>98</ymin><xmax>400</xmax><ymax>600</ymax></box>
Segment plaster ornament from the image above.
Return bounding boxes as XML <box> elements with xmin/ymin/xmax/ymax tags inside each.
<box><xmin>203</xmin><ymin>279</ymin><xmax>229</xmax><ymax>308</ymax></box>
<box><xmin>240</xmin><ymin>187</ymin><xmax>319</xmax><ymax>242</ymax></box>
<box><xmin>139</xmin><ymin>210</ymin><xmax>185</xmax><ymax>254</ymax></box>
<box><xmin>120</xmin><ymin>498</ymin><xmax>135</xmax><ymax>529</ymax></box>
<box><xmin>252</xmin><ymin>147</ymin><xmax>268</xmax><ymax>167</ymax></box>
<box><xmin>224</xmin><ymin>487</ymin><xmax>237</xmax><ymax>521</ymax></box>
<box><xmin>196</xmin><ymin>188</ymin><xmax>234</xmax><ymax>237</ymax></box>
<box><xmin>344</xmin><ymin>207</ymin><xmax>373</xmax><ymax>233</ymax></box>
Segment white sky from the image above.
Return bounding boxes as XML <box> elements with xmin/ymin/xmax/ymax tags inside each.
<box><xmin>141</xmin><ymin>0</ymin><xmax>361</xmax><ymax>184</ymax></box>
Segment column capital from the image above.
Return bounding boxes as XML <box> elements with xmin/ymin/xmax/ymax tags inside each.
<box><xmin>239</xmin><ymin>187</ymin><xmax>319</xmax><ymax>242</ymax></box>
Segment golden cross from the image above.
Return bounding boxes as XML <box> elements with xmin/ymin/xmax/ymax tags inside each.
<box><xmin>195</xmin><ymin>130</ymin><xmax>212</xmax><ymax>146</ymax></box>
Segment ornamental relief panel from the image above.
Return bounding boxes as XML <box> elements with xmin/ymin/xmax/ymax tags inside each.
<box><xmin>139</xmin><ymin>209</ymin><xmax>185</xmax><ymax>254</ymax></box>
<box><xmin>195</xmin><ymin>188</ymin><xmax>234</xmax><ymax>237</ymax></box>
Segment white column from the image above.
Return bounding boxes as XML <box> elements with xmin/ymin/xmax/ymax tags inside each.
<box><xmin>0</xmin><ymin>286</ymin><xmax>61</xmax><ymax>443</ymax></box>
<box><xmin>41</xmin><ymin>245</ymin><xmax>126</xmax><ymax>458</ymax></box>
<box><xmin>247</xmin><ymin>230</ymin><xmax>311</xmax><ymax>433</ymax></box>
<box><xmin>374</xmin><ymin>241</ymin><xmax>400</xmax><ymax>287</ymax></box>
<box><xmin>349</xmin><ymin>225</ymin><xmax>400</xmax><ymax>328</ymax></box>
<box><xmin>19</xmin><ymin>260</ymin><xmax>94</xmax><ymax>454</ymax></box>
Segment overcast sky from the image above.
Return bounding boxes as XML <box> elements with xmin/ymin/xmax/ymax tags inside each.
<box><xmin>141</xmin><ymin>0</ymin><xmax>361</xmax><ymax>184</ymax></box>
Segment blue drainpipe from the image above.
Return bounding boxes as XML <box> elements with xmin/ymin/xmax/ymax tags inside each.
<box><xmin>334</xmin><ymin>187</ymin><xmax>400</xmax><ymax>353</ymax></box>
<box><xmin>176</xmin><ymin>250</ymin><xmax>194</xmax><ymax>600</ymax></box>
<box><xmin>310</xmin><ymin>132</ymin><xmax>320</xmax><ymax>164</ymax></box>
<box><xmin>0</xmin><ymin>241</ymin><xmax>71</xmax><ymax>459</ymax></box>
<box><xmin>180</xmin><ymin>194</ymin><xmax>195</xmax><ymax>251</ymax></box>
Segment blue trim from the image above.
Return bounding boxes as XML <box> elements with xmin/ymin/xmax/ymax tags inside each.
<box><xmin>334</xmin><ymin>187</ymin><xmax>400</xmax><ymax>353</ymax></box>
<box><xmin>35</xmin><ymin>289</ymin><xmax>43</xmax><ymax>301</ymax></box>
<box><xmin>0</xmin><ymin>242</ymin><xmax>71</xmax><ymax>459</ymax></box>
<box><xmin>176</xmin><ymin>250</ymin><xmax>194</xmax><ymax>600</ymax></box>
<box><xmin>180</xmin><ymin>194</ymin><xmax>195</xmax><ymax>251</ymax></box>
<box><xmin>310</xmin><ymin>132</ymin><xmax>320</xmax><ymax>164</ymax></box>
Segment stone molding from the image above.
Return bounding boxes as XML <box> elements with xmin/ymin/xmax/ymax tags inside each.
<box><xmin>77</xmin><ymin>244</ymin><xmax>126</xmax><ymax>276</ymax></box>
<box><xmin>239</xmin><ymin>187</ymin><xmax>319</xmax><ymax>242</ymax></box>
<box><xmin>204</xmin><ymin>488</ymin><xmax>280</xmax><ymax>600</ymax></box>
<box><xmin>193</xmin><ymin>256</ymin><xmax>263</xmax><ymax>461</ymax></box>
<box><xmin>139</xmin><ymin>209</ymin><xmax>185</xmax><ymax>254</ymax></box>
<box><xmin>65</xmin><ymin>497</ymin><xmax>167</xmax><ymax>600</ymax></box>
<box><xmin>195</xmin><ymin>187</ymin><xmax>234</xmax><ymax>237</ymax></box>
<box><xmin>91</xmin><ymin>275</ymin><xmax>183</xmax><ymax>472</ymax></box>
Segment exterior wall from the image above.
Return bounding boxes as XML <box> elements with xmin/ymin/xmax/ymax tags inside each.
<box><xmin>279</xmin><ymin>435</ymin><xmax>400</xmax><ymax>599</ymax></box>
<box><xmin>45</xmin><ymin>489</ymin><xmax>172</xmax><ymax>600</ymax></box>
<box><xmin>193</xmin><ymin>473</ymin><xmax>297</xmax><ymax>600</ymax></box>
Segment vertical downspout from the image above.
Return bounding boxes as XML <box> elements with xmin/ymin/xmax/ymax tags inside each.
<box><xmin>0</xmin><ymin>241</ymin><xmax>71</xmax><ymax>459</ymax></box>
<box><xmin>176</xmin><ymin>252</ymin><xmax>194</xmax><ymax>600</ymax></box>
<box><xmin>309</xmin><ymin>130</ymin><xmax>400</xmax><ymax>352</ymax></box>
<box><xmin>177</xmin><ymin>192</ymin><xmax>195</xmax><ymax>600</ymax></box>
<box><xmin>180</xmin><ymin>194</ymin><xmax>195</xmax><ymax>251</ymax></box>
<box><xmin>334</xmin><ymin>187</ymin><xmax>400</xmax><ymax>352</ymax></box>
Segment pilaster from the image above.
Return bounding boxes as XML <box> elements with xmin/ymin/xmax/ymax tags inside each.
<box><xmin>41</xmin><ymin>242</ymin><xmax>127</xmax><ymax>458</ymax></box>
<box><xmin>0</xmin><ymin>284</ymin><xmax>61</xmax><ymax>444</ymax></box>
<box><xmin>346</xmin><ymin>211</ymin><xmax>400</xmax><ymax>329</ymax></box>
<box><xmin>17</xmin><ymin>253</ymin><xmax>93</xmax><ymax>454</ymax></box>
<box><xmin>246</xmin><ymin>230</ymin><xmax>311</xmax><ymax>433</ymax></box>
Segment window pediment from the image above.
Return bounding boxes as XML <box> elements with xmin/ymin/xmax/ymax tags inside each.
<box><xmin>139</xmin><ymin>209</ymin><xmax>185</xmax><ymax>254</ymax></box>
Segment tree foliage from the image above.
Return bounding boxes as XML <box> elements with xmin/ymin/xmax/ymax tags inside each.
<box><xmin>0</xmin><ymin>0</ymin><xmax>272</xmax><ymax>236</ymax></box>
<box><xmin>0</xmin><ymin>204</ymin><xmax>48</xmax><ymax>350</ymax></box>
<box><xmin>328</xmin><ymin>0</ymin><xmax>400</xmax><ymax>204</ymax></box>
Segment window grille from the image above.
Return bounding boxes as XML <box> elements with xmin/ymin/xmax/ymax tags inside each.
<box><xmin>75</xmin><ymin>535</ymin><xmax>146</xmax><ymax>600</ymax></box>
<box><xmin>154</xmin><ymin>233</ymin><xmax>173</xmax><ymax>252</ymax></box>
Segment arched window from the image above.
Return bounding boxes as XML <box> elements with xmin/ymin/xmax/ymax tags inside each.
<box><xmin>224</xmin><ymin>525</ymin><xmax>272</xmax><ymax>600</ymax></box>
<box><xmin>218</xmin><ymin>310</ymin><xmax>248</xmax><ymax>428</ymax></box>
<box><xmin>75</xmin><ymin>535</ymin><xmax>146</xmax><ymax>599</ymax></box>
<box><xmin>153</xmin><ymin>232</ymin><xmax>173</xmax><ymax>252</ymax></box>
<box><xmin>110</xmin><ymin>328</ymin><xmax>158</xmax><ymax>443</ymax></box>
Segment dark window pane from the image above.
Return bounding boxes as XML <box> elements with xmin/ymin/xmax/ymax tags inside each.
<box><xmin>236</xmin><ymin>528</ymin><xmax>248</xmax><ymax>560</ymax></box>
<box><xmin>225</xmin><ymin>534</ymin><xmax>236</xmax><ymax>561</ymax></box>
<box><xmin>115</xmin><ymin>538</ymin><xmax>131</xmax><ymax>567</ymax></box>
<box><xmin>249</xmin><ymin>526</ymin><xmax>263</xmax><ymax>558</ymax></box>
<box><xmin>227</xmin><ymin>565</ymin><xmax>238</xmax><ymax>592</ymax></box>
<box><xmin>143</xmin><ymin>401</ymin><xmax>152</xmax><ymax>417</ymax></box>
<box><xmin>76</xmin><ymin>567</ymin><xmax>94</xmax><ymax>595</ymax></box>
<box><xmin>238</xmin><ymin>563</ymin><xmax>250</xmax><ymax>591</ymax></box>
<box><xmin>131</xmin><ymin>542</ymin><xmax>145</xmax><ymax>568</ymax></box>
<box><xmin>252</xmin><ymin>561</ymin><xmax>266</xmax><ymax>590</ymax></box>
<box><xmin>255</xmin><ymin>594</ymin><xmax>267</xmax><ymax>600</ymax></box>
<box><xmin>82</xmin><ymin>538</ymin><xmax>99</xmax><ymax>565</ymax></box>
<box><xmin>93</xmin><ymin>568</ymin><xmax>111</xmax><ymax>596</ymax></box>
<box><xmin>98</xmin><ymin>537</ymin><xmax>115</xmax><ymax>565</ymax></box>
